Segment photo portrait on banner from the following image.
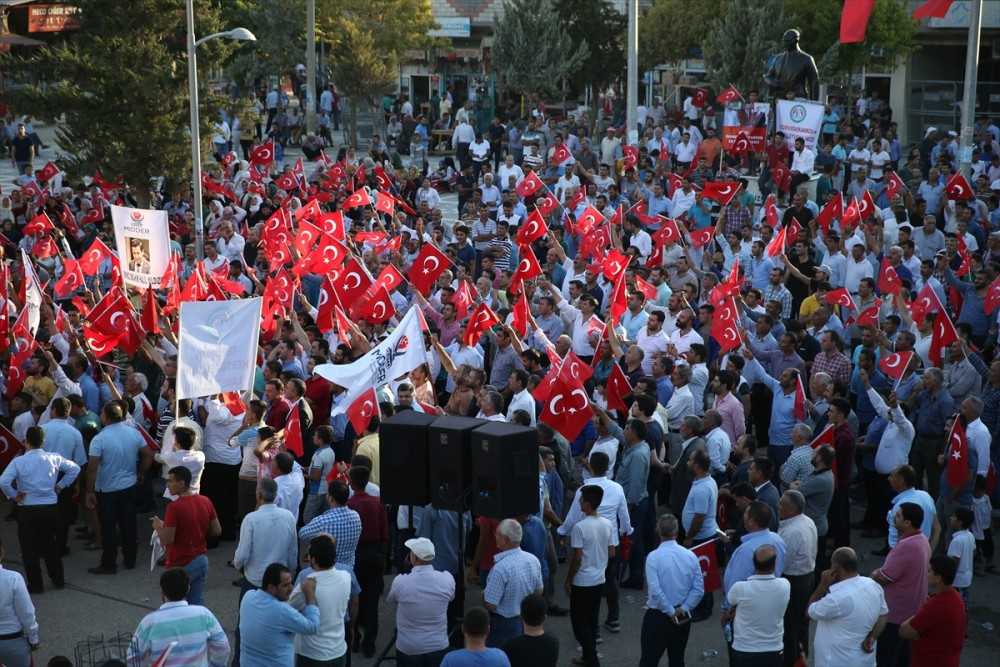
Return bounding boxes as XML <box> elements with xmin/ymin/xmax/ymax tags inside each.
<box><xmin>111</xmin><ymin>205</ymin><xmax>170</xmax><ymax>288</ymax></box>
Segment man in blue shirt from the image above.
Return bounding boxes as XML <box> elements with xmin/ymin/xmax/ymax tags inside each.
<box><xmin>741</xmin><ymin>349</ymin><xmax>801</xmax><ymax>474</ymax></box>
<box><xmin>239</xmin><ymin>563</ymin><xmax>320</xmax><ymax>666</ymax></box>
<box><xmin>682</xmin><ymin>450</ymin><xmax>719</xmax><ymax>620</ymax></box>
<box><xmin>722</xmin><ymin>501</ymin><xmax>787</xmax><ymax>612</ymax></box>
<box><xmin>617</xmin><ymin>420</ymin><xmax>651</xmax><ymax>589</ymax></box>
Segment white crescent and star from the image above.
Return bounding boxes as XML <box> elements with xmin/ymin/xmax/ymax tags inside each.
<box><xmin>345</xmin><ymin>272</ymin><xmax>362</xmax><ymax>290</ymax></box>
<box><xmin>568</xmin><ymin>388</ymin><xmax>589</xmax><ymax>412</ymax></box>
<box><xmin>550</xmin><ymin>393</ymin><xmax>565</xmax><ymax>415</ymax></box>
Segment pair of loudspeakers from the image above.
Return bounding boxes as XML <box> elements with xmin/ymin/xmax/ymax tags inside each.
<box><xmin>379</xmin><ymin>412</ymin><xmax>539</xmax><ymax>519</ymax></box>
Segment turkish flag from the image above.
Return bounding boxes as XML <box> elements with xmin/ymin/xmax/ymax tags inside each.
<box><xmin>646</xmin><ymin>243</ymin><xmax>664</xmax><ymax>269</ymax></box>
<box><xmin>0</xmin><ymin>423</ymin><xmax>24</xmax><ymax>475</ymax></box>
<box><xmin>878</xmin><ymin>257</ymin><xmax>903</xmax><ymax>296</ymax></box>
<box><xmin>690</xmin><ymin>88</ymin><xmax>708</xmax><ymax>108</ymax></box>
<box><xmin>516</xmin><ymin>170</ymin><xmax>544</xmax><ymax>197</ymax></box>
<box><xmin>536</xmin><ymin>190</ymin><xmax>560</xmax><ymax>217</ymax></box>
<box><xmin>710</xmin><ymin>298</ymin><xmax>742</xmax><ymax>352</ymax></box>
<box><xmin>930</xmin><ymin>308</ymin><xmax>959</xmax><ymax>366</ymax></box>
<box><xmin>294</xmin><ymin>219</ymin><xmax>323</xmax><ymax>255</ymax></box>
<box><xmin>450</xmin><ymin>280</ymin><xmax>476</xmax><ymax>320</ymax></box>
<box><xmin>316</xmin><ymin>211</ymin><xmax>346</xmax><ymax>241</ymax></box>
<box><xmin>331</xmin><ymin>257</ymin><xmax>373</xmax><ymax>312</ymax></box>
<box><xmin>985</xmin><ymin>275</ymin><xmax>1000</xmax><ymax>313</ymax></box>
<box><xmin>355</xmin><ymin>231</ymin><xmax>387</xmax><ymax>245</ymax></box>
<box><xmin>356</xmin><ymin>285</ymin><xmax>395</xmax><ymax>323</ymax></box>
<box><xmin>857</xmin><ymin>189</ymin><xmax>879</xmax><ymax>221</ymax></box>
<box><xmin>538</xmin><ymin>371</ymin><xmax>592</xmax><ymax>441</ymax></box>
<box><xmin>658</xmin><ymin>139</ymin><xmax>671</xmax><ymax>163</ymax></box>
<box><xmin>374</xmin><ymin>263</ymin><xmax>406</xmax><ymax>294</ymax></box>
<box><xmin>342</xmin><ymin>187</ymin><xmax>372</xmax><ymax>210</ymax></box>
<box><xmin>54</xmin><ymin>258</ymin><xmax>85</xmax><ymax>298</ymax></box>
<box><xmin>374</xmin><ymin>192</ymin><xmax>395</xmax><ymax>216</ymax></box>
<box><xmin>622</xmin><ymin>144</ymin><xmax>639</xmax><ymax>171</ymax></box>
<box><xmin>824</xmin><ymin>287</ymin><xmax>855</xmax><ymax>310</ymax></box>
<box><xmin>716</xmin><ymin>86</ymin><xmax>741</xmax><ymax>105</ymax></box>
<box><xmin>36</xmin><ymin>161</ymin><xmax>60</xmax><ymax>184</ymax></box>
<box><xmin>770</xmin><ymin>162</ymin><xmax>792</xmax><ymax>193</ymax></box>
<box><xmin>464</xmin><ymin>303</ymin><xmax>501</xmax><ymax>347</ymax></box>
<box><xmin>23</xmin><ymin>212</ymin><xmax>54</xmax><ymax>236</ymax></box>
<box><xmin>910</xmin><ymin>283</ymin><xmax>943</xmax><ymax>324</ymax></box>
<box><xmin>568</xmin><ymin>188</ymin><xmax>588</xmax><ymax>214</ymax></box>
<box><xmin>945</xmin><ymin>172</ymin><xmax>974</xmax><ymax>200</ymax></box>
<box><xmin>809</xmin><ymin>424</ymin><xmax>837</xmax><ymax>487</ymax></box>
<box><xmin>666</xmin><ymin>173</ymin><xmax>684</xmax><ymax>199</ymax></box>
<box><xmin>886</xmin><ymin>172</ymin><xmax>908</xmax><ymax>200</ymax></box>
<box><xmin>552</xmin><ymin>143</ymin><xmax>573</xmax><ymax>165</ymax></box>
<box><xmin>407</xmin><ymin>242</ymin><xmax>451</xmax><ymax>294</ymax></box>
<box><xmin>652</xmin><ymin>218</ymin><xmax>683</xmax><ymax>246</ymax></box>
<box><xmin>516</xmin><ymin>209</ymin><xmax>549</xmax><ymax>245</ymax></box>
<box><xmin>605</xmin><ymin>363</ymin><xmax>633</xmax><ymax>413</ymax></box>
<box><xmin>141</xmin><ymin>285</ymin><xmax>160</xmax><ymax>335</ymax></box>
<box><xmin>946</xmin><ymin>420</ymin><xmax>969</xmax><ymax>489</ymax></box>
<box><xmin>603</xmin><ymin>249</ymin><xmax>629</xmax><ymax>283</ymax></box>
<box><xmin>512</xmin><ymin>292</ymin><xmax>531</xmax><ymax>337</ymax></box>
<box><xmin>563</xmin><ymin>351</ymin><xmax>594</xmax><ymax>383</ymax></box>
<box><xmin>31</xmin><ymin>236</ymin><xmax>59</xmax><ymax>259</ymax></box>
<box><xmin>731</xmin><ymin>131</ymin><xmax>755</xmax><ymax>157</ymax></box>
<box><xmin>701</xmin><ymin>181</ymin><xmax>740</xmax><ymax>206</ymax></box>
<box><xmin>609</xmin><ymin>274</ymin><xmax>628</xmax><ymax>326</ymax></box>
<box><xmin>20</xmin><ymin>181</ymin><xmax>43</xmax><ymax>200</ymax></box>
<box><xmin>249</xmin><ymin>141</ymin><xmax>275</xmax><ymax>166</ymax></box>
<box><xmin>635</xmin><ymin>275</ymin><xmax>658</xmax><ymax>301</ymax></box>
<box><xmin>709</xmin><ymin>262</ymin><xmax>742</xmax><ymax>306</ymax></box>
<box><xmin>346</xmin><ymin>387</ymin><xmax>379</xmax><ymax>436</ymax></box>
<box><xmin>841</xmin><ymin>197</ymin><xmax>862</xmax><ymax>230</ymax></box>
<box><xmin>315</xmin><ymin>276</ymin><xmax>339</xmax><ymax>333</ymax></box>
<box><xmin>576</xmin><ymin>205</ymin><xmax>604</xmax><ymax>235</ymax></box>
<box><xmin>373</xmin><ymin>165</ymin><xmax>394</xmax><ymax>191</ymax></box>
<box><xmin>81</xmin><ymin>205</ymin><xmax>105</xmax><ymax>226</ymax></box>
<box><xmin>307</xmin><ymin>236</ymin><xmax>348</xmax><ymax>275</ymax></box>
<box><xmin>855</xmin><ymin>303</ymin><xmax>881</xmax><ymax>327</ymax></box>
<box><xmin>764</xmin><ymin>195</ymin><xmax>780</xmax><ymax>229</ymax></box>
<box><xmin>794</xmin><ymin>375</ymin><xmax>808</xmax><ymax>420</ymax></box>
<box><xmin>294</xmin><ymin>198</ymin><xmax>323</xmax><ymax>224</ymax></box>
<box><xmin>581</xmin><ymin>225</ymin><xmax>611</xmax><ymax>260</ymax></box>
<box><xmin>878</xmin><ymin>351</ymin><xmax>914</xmax><ymax>381</ymax></box>
<box><xmin>765</xmin><ymin>225</ymin><xmax>786</xmax><ymax>258</ymax></box>
<box><xmin>914</xmin><ymin>0</ymin><xmax>955</xmax><ymax>20</ymax></box>
<box><xmin>840</xmin><ymin>0</ymin><xmax>877</xmax><ymax>43</ymax></box>
<box><xmin>689</xmin><ymin>227</ymin><xmax>715</xmax><ymax>250</ymax></box>
<box><xmin>510</xmin><ymin>250</ymin><xmax>543</xmax><ymax>292</ymax></box>
<box><xmin>690</xmin><ymin>540</ymin><xmax>721</xmax><ymax>592</ymax></box>
<box><xmin>334</xmin><ymin>304</ymin><xmax>353</xmax><ymax>348</ymax></box>
<box><xmin>284</xmin><ymin>402</ymin><xmax>305</xmax><ymax>456</ymax></box>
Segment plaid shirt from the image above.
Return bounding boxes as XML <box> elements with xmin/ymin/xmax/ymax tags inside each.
<box><xmin>723</xmin><ymin>205</ymin><xmax>751</xmax><ymax>237</ymax></box>
<box><xmin>811</xmin><ymin>350</ymin><xmax>852</xmax><ymax>385</ymax></box>
<box><xmin>298</xmin><ymin>505</ymin><xmax>362</xmax><ymax>566</ymax></box>
<box><xmin>763</xmin><ymin>283</ymin><xmax>794</xmax><ymax>319</ymax></box>
<box><xmin>484</xmin><ymin>547</ymin><xmax>544</xmax><ymax>618</ymax></box>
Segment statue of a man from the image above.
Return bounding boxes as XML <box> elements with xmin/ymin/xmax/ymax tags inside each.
<box><xmin>764</xmin><ymin>29</ymin><xmax>820</xmax><ymax>101</ymax></box>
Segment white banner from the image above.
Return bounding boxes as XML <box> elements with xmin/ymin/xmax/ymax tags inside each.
<box><xmin>315</xmin><ymin>307</ymin><xmax>428</xmax><ymax>415</ymax></box>
<box><xmin>775</xmin><ymin>100</ymin><xmax>825</xmax><ymax>153</ymax></box>
<box><xmin>176</xmin><ymin>298</ymin><xmax>263</xmax><ymax>400</ymax></box>
<box><xmin>110</xmin><ymin>205</ymin><xmax>170</xmax><ymax>288</ymax></box>
<box><xmin>19</xmin><ymin>249</ymin><xmax>42</xmax><ymax>335</ymax></box>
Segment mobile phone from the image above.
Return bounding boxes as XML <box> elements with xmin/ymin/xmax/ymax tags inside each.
<box><xmin>673</xmin><ymin>610</ymin><xmax>691</xmax><ymax>624</ymax></box>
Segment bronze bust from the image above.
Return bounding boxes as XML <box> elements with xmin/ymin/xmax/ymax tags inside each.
<box><xmin>764</xmin><ymin>29</ymin><xmax>819</xmax><ymax>101</ymax></box>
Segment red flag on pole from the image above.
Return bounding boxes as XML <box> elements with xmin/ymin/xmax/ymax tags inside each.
<box><xmin>464</xmin><ymin>303</ymin><xmax>501</xmax><ymax>347</ymax></box>
<box><xmin>886</xmin><ymin>172</ymin><xmax>908</xmax><ymax>200</ymax></box>
<box><xmin>944</xmin><ymin>172</ymin><xmax>974</xmax><ymax>200</ymax></box>
<box><xmin>284</xmin><ymin>402</ymin><xmax>304</xmax><ymax>456</ymax></box>
<box><xmin>690</xmin><ymin>88</ymin><xmax>708</xmax><ymax>108</ymax></box>
<box><xmin>605</xmin><ymin>363</ymin><xmax>633</xmax><ymax>413</ymax></box>
<box><xmin>515</xmin><ymin>171</ymin><xmax>544</xmax><ymax>197</ymax></box>
<box><xmin>347</xmin><ymin>388</ymin><xmax>379</xmax><ymax>436</ymax></box>
<box><xmin>840</xmin><ymin>0</ymin><xmax>877</xmax><ymax>43</ymax></box>
<box><xmin>878</xmin><ymin>351</ymin><xmax>914</xmax><ymax>381</ymax></box>
<box><xmin>913</xmin><ymin>0</ymin><xmax>955</xmax><ymax>20</ymax></box>
<box><xmin>946</xmin><ymin>420</ymin><xmax>969</xmax><ymax>489</ymax></box>
<box><xmin>793</xmin><ymin>375</ymin><xmax>808</xmax><ymax>420</ymax></box>
<box><xmin>985</xmin><ymin>275</ymin><xmax>1000</xmax><ymax>314</ymax></box>
<box><xmin>0</xmin><ymin>424</ymin><xmax>23</xmax><ymax>475</ymax></box>
<box><xmin>929</xmin><ymin>308</ymin><xmax>959</xmax><ymax>367</ymax></box>
<box><xmin>516</xmin><ymin>210</ymin><xmax>549</xmax><ymax>246</ymax></box>
<box><xmin>691</xmin><ymin>540</ymin><xmax>721</xmax><ymax>592</ymax></box>
<box><xmin>877</xmin><ymin>256</ymin><xmax>903</xmax><ymax>296</ymax></box>
<box><xmin>716</xmin><ymin>86</ymin><xmax>741</xmax><ymax>105</ymax></box>
<box><xmin>552</xmin><ymin>143</ymin><xmax>573</xmax><ymax>165</ymax></box>
<box><xmin>824</xmin><ymin>288</ymin><xmax>855</xmax><ymax>310</ymax></box>
<box><xmin>537</xmin><ymin>371</ymin><xmax>592</xmax><ymax>441</ymax></box>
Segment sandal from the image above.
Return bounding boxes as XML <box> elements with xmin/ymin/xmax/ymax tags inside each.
<box><xmin>83</xmin><ymin>542</ymin><xmax>102</xmax><ymax>551</ymax></box>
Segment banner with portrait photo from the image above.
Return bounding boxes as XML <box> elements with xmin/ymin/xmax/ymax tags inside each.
<box><xmin>176</xmin><ymin>298</ymin><xmax>263</xmax><ymax>400</ymax></box>
<box><xmin>110</xmin><ymin>205</ymin><xmax>170</xmax><ymax>288</ymax></box>
<box><xmin>775</xmin><ymin>100</ymin><xmax>825</xmax><ymax>153</ymax></box>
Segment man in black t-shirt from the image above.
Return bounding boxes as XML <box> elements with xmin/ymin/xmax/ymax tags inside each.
<box><xmin>11</xmin><ymin>124</ymin><xmax>34</xmax><ymax>175</ymax></box>
<box><xmin>501</xmin><ymin>594</ymin><xmax>559</xmax><ymax>667</ymax></box>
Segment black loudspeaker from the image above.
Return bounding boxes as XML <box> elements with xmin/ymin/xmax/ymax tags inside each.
<box><xmin>428</xmin><ymin>415</ymin><xmax>487</xmax><ymax>511</ymax></box>
<box><xmin>471</xmin><ymin>421</ymin><xmax>540</xmax><ymax>519</ymax></box>
<box><xmin>379</xmin><ymin>410</ymin><xmax>437</xmax><ymax>506</ymax></box>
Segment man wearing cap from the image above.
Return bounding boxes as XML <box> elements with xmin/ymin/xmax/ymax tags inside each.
<box><xmin>388</xmin><ymin>537</ymin><xmax>456</xmax><ymax>666</ymax></box>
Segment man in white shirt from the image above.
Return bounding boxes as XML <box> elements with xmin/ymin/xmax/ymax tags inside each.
<box><xmin>215</xmin><ymin>222</ymin><xmax>246</xmax><ymax>263</ymax></box>
<box><xmin>272</xmin><ymin>452</ymin><xmax>305</xmax><ymax>524</ymax></box>
<box><xmin>635</xmin><ymin>311</ymin><xmax>669</xmax><ymax>374</ymax></box>
<box><xmin>702</xmin><ymin>410</ymin><xmax>731</xmax><ymax>480</ymax></box>
<box><xmin>289</xmin><ymin>534</ymin><xmax>353</xmax><ymax>665</ymax></box>
<box><xmin>725</xmin><ymin>544</ymin><xmax>790</xmax><ymax>666</ymax></box>
<box><xmin>808</xmin><ymin>547</ymin><xmax>889</xmax><ymax>667</ymax></box>
<box><xmin>668</xmin><ymin>310</ymin><xmax>704</xmax><ymax>358</ymax></box>
<box><xmin>497</xmin><ymin>154</ymin><xmax>524</xmax><ymax>187</ymax></box>
<box><xmin>387</xmin><ymin>537</ymin><xmax>455</xmax><ymax>664</ymax></box>
<box><xmin>506</xmin><ymin>370</ymin><xmax>536</xmax><ymax>425</ymax></box>
<box><xmin>789</xmin><ymin>137</ymin><xmax>815</xmax><ymax>192</ymax></box>
<box><xmin>415</xmin><ymin>182</ymin><xmax>441</xmax><ymax>211</ymax></box>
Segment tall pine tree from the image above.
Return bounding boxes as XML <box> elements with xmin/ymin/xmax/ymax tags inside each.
<box><xmin>5</xmin><ymin>0</ymin><xmax>234</xmax><ymax>204</ymax></box>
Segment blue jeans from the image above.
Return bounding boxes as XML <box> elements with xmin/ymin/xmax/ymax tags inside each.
<box><xmin>486</xmin><ymin>612</ymin><xmax>522</xmax><ymax>648</ymax></box>
<box><xmin>396</xmin><ymin>648</ymin><xmax>447</xmax><ymax>667</ymax></box>
<box><xmin>183</xmin><ymin>554</ymin><xmax>209</xmax><ymax>606</ymax></box>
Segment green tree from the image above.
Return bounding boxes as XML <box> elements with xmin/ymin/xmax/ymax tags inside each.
<box><xmin>639</xmin><ymin>0</ymin><xmax>730</xmax><ymax>71</ymax></box>
<box><xmin>2</xmin><ymin>0</ymin><xmax>234</xmax><ymax>205</ymax></box>
<box><xmin>554</xmin><ymin>0</ymin><xmax>626</xmax><ymax>134</ymax></box>
<box><xmin>224</xmin><ymin>0</ymin><xmax>306</xmax><ymax>89</ymax></box>
<box><xmin>703</xmin><ymin>0</ymin><xmax>784</xmax><ymax>97</ymax></box>
<box><xmin>317</xmin><ymin>0</ymin><xmax>439</xmax><ymax>147</ymax></box>
<box><xmin>491</xmin><ymin>0</ymin><xmax>589</xmax><ymax>102</ymax></box>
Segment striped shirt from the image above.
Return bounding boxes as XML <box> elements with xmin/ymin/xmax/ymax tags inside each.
<box><xmin>127</xmin><ymin>601</ymin><xmax>230</xmax><ymax>667</ymax></box>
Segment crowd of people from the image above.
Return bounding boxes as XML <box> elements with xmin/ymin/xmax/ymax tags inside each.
<box><xmin>1</xmin><ymin>86</ymin><xmax>999</xmax><ymax>667</ymax></box>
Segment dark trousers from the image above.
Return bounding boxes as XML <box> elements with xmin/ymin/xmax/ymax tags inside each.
<box><xmin>732</xmin><ymin>649</ymin><xmax>782</xmax><ymax>666</ymax></box>
<box><xmin>296</xmin><ymin>654</ymin><xmax>346</xmax><ymax>667</ymax></box>
<box><xmin>638</xmin><ymin>608</ymin><xmax>691</xmax><ymax>667</ymax></box>
<box><xmin>767</xmin><ymin>446</ymin><xmax>792</xmax><ymax>488</ymax></box>
<box><xmin>17</xmin><ymin>504</ymin><xmax>64</xmax><ymax>590</ymax></box>
<box><xmin>603</xmin><ymin>548</ymin><xmax>621</xmax><ymax>623</ymax></box>
<box><xmin>782</xmin><ymin>572</ymin><xmax>813</xmax><ymax>666</ymax></box>
<box><xmin>875</xmin><ymin>622</ymin><xmax>910</xmax><ymax>667</ymax></box>
<box><xmin>354</xmin><ymin>542</ymin><xmax>385</xmax><ymax>652</ymax></box>
<box><xmin>571</xmin><ymin>583</ymin><xmax>604</xmax><ymax>666</ymax></box>
<box><xmin>911</xmin><ymin>435</ymin><xmax>944</xmax><ymax>500</ymax></box>
<box><xmin>751</xmin><ymin>385</ymin><xmax>773</xmax><ymax>449</ymax></box>
<box><xmin>455</xmin><ymin>142</ymin><xmax>470</xmax><ymax>169</ymax></box>
<box><xmin>55</xmin><ymin>484</ymin><xmax>78</xmax><ymax>553</ymax></box>
<box><xmin>814</xmin><ymin>532</ymin><xmax>830</xmax><ymax>582</ymax></box>
<box><xmin>625</xmin><ymin>498</ymin><xmax>650</xmax><ymax>586</ymax></box>
<box><xmin>396</xmin><ymin>648</ymin><xmax>446</xmax><ymax>667</ymax></box>
<box><xmin>202</xmin><ymin>462</ymin><xmax>240</xmax><ymax>543</ymax></box>
<box><xmin>828</xmin><ymin>487</ymin><xmax>850</xmax><ymax>549</ymax></box>
<box><xmin>96</xmin><ymin>485</ymin><xmax>137</xmax><ymax>569</ymax></box>
<box><xmin>232</xmin><ymin>576</ymin><xmax>259</xmax><ymax>667</ymax></box>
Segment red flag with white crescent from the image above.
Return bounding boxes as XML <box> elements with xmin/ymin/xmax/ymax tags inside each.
<box><xmin>877</xmin><ymin>350</ymin><xmax>914</xmax><ymax>381</ymax></box>
<box><xmin>347</xmin><ymin>388</ymin><xmax>379</xmax><ymax>436</ymax></box>
<box><xmin>690</xmin><ymin>540</ymin><xmax>721</xmax><ymax>592</ymax></box>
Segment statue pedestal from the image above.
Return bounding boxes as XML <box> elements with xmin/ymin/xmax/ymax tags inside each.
<box><xmin>744</xmin><ymin>172</ymin><xmax>821</xmax><ymax>208</ymax></box>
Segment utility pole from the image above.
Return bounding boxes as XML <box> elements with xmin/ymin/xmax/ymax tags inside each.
<box><xmin>958</xmin><ymin>0</ymin><xmax>982</xmax><ymax>182</ymax></box>
<box><xmin>626</xmin><ymin>0</ymin><xmax>638</xmax><ymax>146</ymax></box>
<box><xmin>306</xmin><ymin>0</ymin><xmax>317</xmax><ymax>134</ymax></box>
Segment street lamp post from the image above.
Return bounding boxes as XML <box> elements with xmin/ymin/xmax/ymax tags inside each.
<box><xmin>186</xmin><ymin>0</ymin><xmax>256</xmax><ymax>260</ymax></box>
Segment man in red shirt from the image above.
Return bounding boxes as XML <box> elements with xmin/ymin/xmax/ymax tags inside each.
<box><xmin>152</xmin><ymin>466</ymin><xmax>221</xmax><ymax>607</ymax></box>
<box><xmin>761</xmin><ymin>131</ymin><xmax>791</xmax><ymax>200</ymax></box>
<box><xmin>900</xmin><ymin>554</ymin><xmax>966</xmax><ymax>667</ymax></box>
<box><xmin>263</xmin><ymin>379</ymin><xmax>291</xmax><ymax>431</ymax></box>
<box><xmin>346</xmin><ymin>465</ymin><xmax>388</xmax><ymax>658</ymax></box>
